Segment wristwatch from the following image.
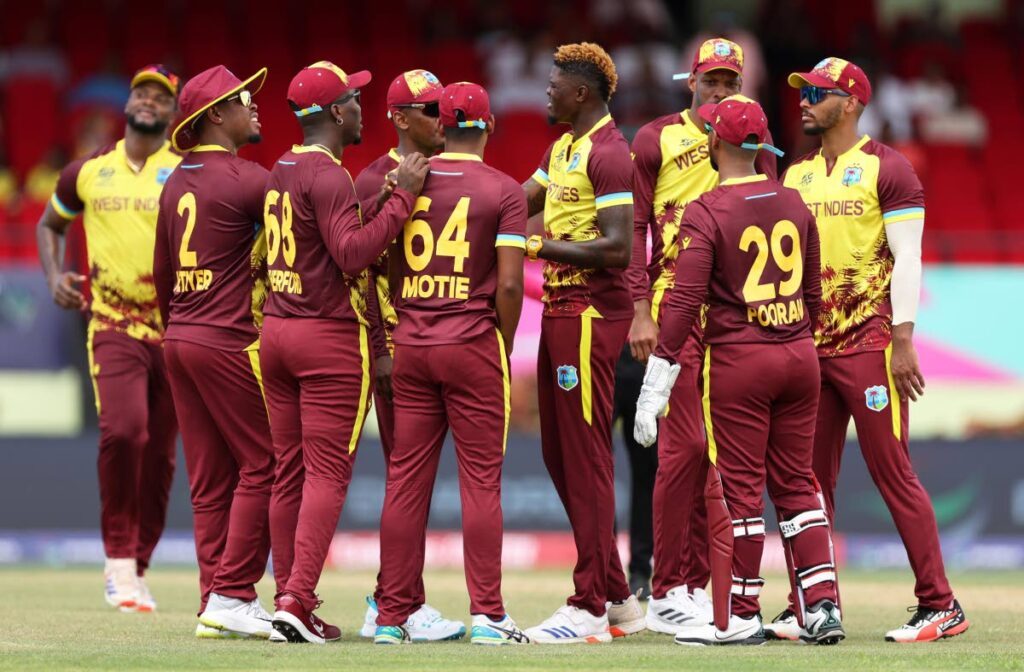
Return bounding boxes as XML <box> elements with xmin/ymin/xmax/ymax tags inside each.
<box><xmin>525</xmin><ymin>234</ymin><xmax>544</xmax><ymax>261</ymax></box>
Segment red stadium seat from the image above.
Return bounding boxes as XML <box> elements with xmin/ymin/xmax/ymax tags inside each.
<box><xmin>2</xmin><ymin>77</ymin><xmax>59</xmax><ymax>179</ymax></box>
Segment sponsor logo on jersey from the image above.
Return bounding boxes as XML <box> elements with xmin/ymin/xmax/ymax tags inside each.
<box><xmin>556</xmin><ymin>365</ymin><xmax>579</xmax><ymax>391</ymax></box>
<box><xmin>864</xmin><ymin>385</ymin><xmax>889</xmax><ymax>411</ymax></box>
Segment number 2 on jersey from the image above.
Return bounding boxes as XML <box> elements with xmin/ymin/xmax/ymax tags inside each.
<box><xmin>177</xmin><ymin>192</ymin><xmax>198</xmax><ymax>268</ymax></box>
<box><xmin>739</xmin><ymin>219</ymin><xmax>803</xmax><ymax>303</ymax></box>
<box><xmin>264</xmin><ymin>190</ymin><xmax>296</xmax><ymax>267</ymax></box>
<box><xmin>403</xmin><ymin>196</ymin><xmax>470</xmax><ymax>273</ymax></box>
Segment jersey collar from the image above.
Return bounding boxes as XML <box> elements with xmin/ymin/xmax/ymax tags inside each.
<box><xmin>721</xmin><ymin>174</ymin><xmax>768</xmax><ymax>187</ymax></box>
<box><xmin>118</xmin><ymin>139</ymin><xmax>172</xmax><ymax>174</ymax></box>
<box><xmin>291</xmin><ymin>143</ymin><xmax>341</xmax><ymax>165</ymax></box>
<box><xmin>191</xmin><ymin>144</ymin><xmax>230</xmax><ymax>153</ymax></box>
<box><xmin>570</xmin><ymin>113</ymin><xmax>613</xmax><ymax>149</ymax></box>
<box><xmin>819</xmin><ymin>134</ymin><xmax>871</xmax><ymax>163</ymax></box>
<box><xmin>437</xmin><ymin>152</ymin><xmax>482</xmax><ymax>162</ymax></box>
<box><xmin>387</xmin><ymin>147</ymin><xmax>402</xmax><ymax>163</ymax></box>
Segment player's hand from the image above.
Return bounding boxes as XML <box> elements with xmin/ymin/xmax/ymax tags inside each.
<box><xmin>374</xmin><ymin>170</ymin><xmax>398</xmax><ymax>210</ymax></box>
<box><xmin>628</xmin><ymin>308</ymin><xmax>659</xmax><ymax>363</ymax></box>
<box><xmin>633</xmin><ymin>355</ymin><xmax>680</xmax><ymax>447</ymax></box>
<box><xmin>48</xmin><ymin>271</ymin><xmax>88</xmax><ymax>311</ymax></box>
<box><xmin>395</xmin><ymin>153</ymin><xmax>430</xmax><ymax>195</ymax></box>
<box><xmin>374</xmin><ymin>354</ymin><xmax>394</xmax><ymax>403</ymax></box>
<box><xmin>890</xmin><ymin>335</ymin><xmax>925</xmax><ymax>402</ymax></box>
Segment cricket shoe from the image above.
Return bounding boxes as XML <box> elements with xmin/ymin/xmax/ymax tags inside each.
<box><xmin>885</xmin><ymin>600</ymin><xmax>970</xmax><ymax>643</ymax></box>
<box><xmin>135</xmin><ymin>576</ymin><xmax>156</xmax><ymax>613</ymax></box>
<box><xmin>470</xmin><ymin>614</ymin><xmax>530</xmax><ymax>645</ymax></box>
<box><xmin>199</xmin><ymin>593</ymin><xmax>274</xmax><ymax>639</ymax></box>
<box><xmin>524</xmin><ymin>605</ymin><xmax>613</xmax><ymax>644</ymax></box>
<box><xmin>271</xmin><ymin>594</ymin><xmax>341</xmax><ymax>644</ymax></box>
<box><xmin>359</xmin><ymin>596</ymin><xmax>466</xmax><ymax>641</ymax></box>
<box><xmin>645</xmin><ymin>585</ymin><xmax>706</xmax><ymax>635</ymax></box>
<box><xmin>103</xmin><ymin>558</ymin><xmax>139</xmax><ymax>612</ymax></box>
<box><xmin>607</xmin><ymin>593</ymin><xmax>646</xmax><ymax>637</ymax></box>
<box><xmin>799</xmin><ymin>600</ymin><xmax>845</xmax><ymax>645</ymax></box>
<box><xmin>674</xmin><ymin>613</ymin><xmax>766</xmax><ymax>646</ymax></box>
<box><xmin>374</xmin><ymin>625</ymin><xmax>411</xmax><ymax>645</ymax></box>
<box><xmin>195</xmin><ymin>623</ymin><xmax>250</xmax><ymax>640</ymax></box>
<box><xmin>762</xmin><ymin>609</ymin><xmax>801</xmax><ymax>641</ymax></box>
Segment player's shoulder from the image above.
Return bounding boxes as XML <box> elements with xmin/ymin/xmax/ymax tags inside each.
<box><xmin>591</xmin><ymin>117</ymin><xmax>629</xmax><ymax>148</ymax></box>
<box><xmin>356</xmin><ymin>151</ymin><xmax>398</xmax><ymax>182</ymax></box>
<box><xmin>786</xmin><ymin>148</ymin><xmax>820</xmax><ymax>171</ymax></box>
<box><xmin>634</xmin><ymin>112</ymin><xmax>680</xmax><ymax>141</ymax></box>
<box><xmin>860</xmin><ymin>137</ymin><xmax>917</xmax><ymax>175</ymax></box>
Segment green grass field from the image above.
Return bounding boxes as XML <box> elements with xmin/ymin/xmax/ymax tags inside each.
<box><xmin>0</xmin><ymin>567</ymin><xmax>1020</xmax><ymax>671</ymax></box>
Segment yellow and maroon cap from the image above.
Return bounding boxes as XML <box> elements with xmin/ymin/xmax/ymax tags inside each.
<box><xmin>788</xmin><ymin>57</ymin><xmax>872</xmax><ymax>105</ymax></box>
<box><xmin>287</xmin><ymin>61</ymin><xmax>371</xmax><ymax>117</ymax></box>
<box><xmin>130</xmin><ymin>64</ymin><xmax>181</xmax><ymax>96</ymax></box>
<box><xmin>439</xmin><ymin>82</ymin><xmax>491</xmax><ymax>129</ymax></box>
<box><xmin>697</xmin><ymin>94</ymin><xmax>783</xmax><ymax>156</ymax></box>
<box><xmin>171</xmin><ymin>65</ymin><xmax>267</xmax><ymax>152</ymax></box>
<box><xmin>387</xmin><ymin>69</ymin><xmax>444</xmax><ymax>109</ymax></box>
<box><xmin>674</xmin><ymin>38</ymin><xmax>743</xmax><ymax>81</ymax></box>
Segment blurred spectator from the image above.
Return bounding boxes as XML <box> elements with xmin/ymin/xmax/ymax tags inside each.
<box><xmin>590</xmin><ymin>0</ymin><xmax>675</xmax><ymax>35</ymax></box>
<box><xmin>23</xmin><ymin>148</ymin><xmax>66</xmax><ymax>204</ymax></box>
<box><xmin>0</xmin><ymin>151</ymin><xmax>16</xmax><ymax>209</ymax></box>
<box><xmin>920</xmin><ymin>84</ymin><xmax>987</xmax><ymax>146</ymax></box>
<box><xmin>683</xmin><ymin>11</ymin><xmax>767</xmax><ymax>100</ymax></box>
<box><xmin>68</xmin><ymin>55</ymin><xmax>130</xmax><ymax>111</ymax></box>
<box><xmin>907</xmin><ymin>62</ymin><xmax>956</xmax><ymax>118</ymax></box>
<box><xmin>611</xmin><ymin>19</ymin><xmax>681</xmax><ymax>128</ymax></box>
<box><xmin>71</xmin><ymin>110</ymin><xmax>117</xmax><ymax>159</ymax></box>
<box><xmin>860</xmin><ymin>66</ymin><xmax>914</xmax><ymax>142</ymax></box>
<box><xmin>0</xmin><ymin>19</ymin><xmax>68</xmax><ymax>85</ymax></box>
<box><xmin>483</xmin><ymin>29</ymin><xmax>554</xmax><ymax>114</ymax></box>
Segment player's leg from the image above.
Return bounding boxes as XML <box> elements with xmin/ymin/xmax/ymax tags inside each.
<box><xmin>134</xmin><ymin>339</ymin><xmax>177</xmax><ymax>610</ymax></box>
<box><xmin>675</xmin><ymin>344</ymin><xmax>768</xmax><ymax>647</ymax></box>
<box><xmin>375</xmin><ymin>343</ymin><xmax>460</xmax><ymax>644</ymax></box>
<box><xmin>836</xmin><ymin>348</ymin><xmax>967</xmax><ymax>642</ymax></box>
<box><xmin>765</xmin><ymin>340</ymin><xmax>843</xmax><ymax>646</ymax></box>
<box><xmin>274</xmin><ymin>320</ymin><xmax>368</xmax><ymax>644</ymax></box>
<box><xmin>89</xmin><ymin>329</ymin><xmax>151</xmax><ymax>611</ymax></box>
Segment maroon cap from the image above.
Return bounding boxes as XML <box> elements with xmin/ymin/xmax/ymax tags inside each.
<box><xmin>439</xmin><ymin>81</ymin><xmax>490</xmax><ymax>129</ymax></box>
<box><xmin>698</xmin><ymin>95</ymin><xmax>783</xmax><ymax>156</ymax></box>
<box><xmin>788</xmin><ymin>57</ymin><xmax>872</xmax><ymax>105</ymax></box>
<box><xmin>288</xmin><ymin>61</ymin><xmax>371</xmax><ymax>117</ymax></box>
<box><xmin>171</xmin><ymin>65</ymin><xmax>267</xmax><ymax>152</ymax></box>
<box><xmin>674</xmin><ymin>38</ymin><xmax>744</xmax><ymax>81</ymax></box>
<box><xmin>387</xmin><ymin>69</ymin><xmax>444</xmax><ymax>109</ymax></box>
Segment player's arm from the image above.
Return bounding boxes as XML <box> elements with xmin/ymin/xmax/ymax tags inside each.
<box><xmin>152</xmin><ymin>196</ymin><xmax>175</xmax><ymax>330</ymax></box>
<box><xmin>522</xmin><ymin>142</ymin><xmax>554</xmax><ymax>218</ymax></box>
<box><xmin>318</xmin><ymin>154</ymin><xmax>428</xmax><ymax>275</ymax></box>
<box><xmin>364</xmin><ymin>274</ymin><xmax>393</xmax><ymax>401</ymax></box>
<box><xmin>37</xmin><ymin>162</ymin><xmax>87</xmax><ymax>311</ymax></box>
<box><xmin>626</xmin><ymin>125</ymin><xmax>661</xmax><ymax>362</ymax></box>
<box><xmin>802</xmin><ymin>212</ymin><xmax>822</xmax><ymax>331</ymax></box>
<box><xmin>653</xmin><ymin>206</ymin><xmax>714</xmax><ymax>361</ymax></box>
<box><xmin>495</xmin><ymin>181</ymin><xmax>528</xmax><ymax>353</ymax></box>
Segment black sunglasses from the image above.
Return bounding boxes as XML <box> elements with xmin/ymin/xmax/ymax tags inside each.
<box><xmin>800</xmin><ymin>86</ymin><xmax>851</xmax><ymax>105</ymax></box>
<box><xmin>334</xmin><ymin>90</ymin><xmax>361</xmax><ymax>106</ymax></box>
<box><xmin>392</xmin><ymin>102</ymin><xmax>440</xmax><ymax>118</ymax></box>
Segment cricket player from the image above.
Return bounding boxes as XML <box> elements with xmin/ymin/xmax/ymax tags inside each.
<box><xmin>767</xmin><ymin>57</ymin><xmax>969</xmax><ymax>643</ymax></box>
<box><xmin>374</xmin><ymin>81</ymin><xmax>529</xmax><ymax>647</ymax></box>
<box><xmin>628</xmin><ymin>37</ymin><xmax>778</xmax><ymax>633</ymax></box>
<box><xmin>261</xmin><ymin>61</ymin><xmax>429</xmax><ymax>644</ymax></box>
<box><xmin>521</xmin><ymin>42</ymin><xmax>644</xmax><ymax>644</ymax></box>
<box><xmin>353</xmin><ymin>70</ymin><xmax>462</xmax><ymax>641</ymax></box>
<box><xmin>153</xmin><ymin>65</ymin><xmax>274</xmax><ymax>639</ymax></box>
<box><xmin>635</xmin><ymin>95</ymin><xmax>844</xmax><ymax>647</ymax></box>
<box><xmin>37</xmin><ymin>65</ymin><xmax>181</xmax><ymax>612</ymax></box>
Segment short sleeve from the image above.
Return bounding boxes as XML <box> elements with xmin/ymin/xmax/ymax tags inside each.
<box><xmin>50</xmin><ymin>159</ymin><xmax>86</xmax><ymax>219</ymax></box>
<box><xmin>530</xmin><ymin>142</ymin><xmax>554</xmax><ymax>187</ymax></box>
<box><xmin>496</xmin><ymin>177</ymin><xmax>528</xmax><ymax>249</ymax></box>
<box><xmin>588</xmin><ymin>136</ymin><xmax>633</xmax><ymax>210</ymax></box>
<box><xmin>877</xmin><ymin>148</ymin><xmax>925</xmax><ymax>225</ymax></box>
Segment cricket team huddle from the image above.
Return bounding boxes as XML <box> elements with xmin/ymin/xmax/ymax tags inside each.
<box><xmin>37</xmin><ymin>36</ymin><xmax>971</xmax><ymax>648</ymax></box>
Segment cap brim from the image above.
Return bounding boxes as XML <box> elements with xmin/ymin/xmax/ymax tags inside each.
<box><xmin>787</xmin><ymin>72</ymin><xmax>835</xmax><ymax>89</ymax></box>
<box><xmin>131</xmin><ymin>72</ymin><xmax>178</xmax><ymax>96</ymax></box>
<box><xmin>697</xmin><ymin>102</ymin><xmax>718</xmax><ymax>126</ymax></box>
<box><xmin>346</xmin><ymin>70</ymin><xmax>372</xmax><ymax>90</ymax></box>
<box><xmin>172</xmin><ymin>67</ymin><xmax>268</xmax><ymax>152</ymax></box>
<box><xmin>694</xmin><ymin>63</ymin><xmax>743</xmax><ymax>77</ymax></box>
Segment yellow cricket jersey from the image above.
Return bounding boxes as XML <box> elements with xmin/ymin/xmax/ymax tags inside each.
<box><xmin>51</xmin><ymin>139</ymin><xmax>181</xmax><ymax>343</ymax></box>
<box><xmin>530</xmin><ymin>114</ymin><xmax>634</xmax><ymax>319</ymax></box>
<box><xmin>628</xmin><ymin>109</ymin><xmax>778</xmax><ymax>322</ymax></box>
<box><xmin>783</xmin><ymin>135</ymin><xmax>925</xmax><ymax>357</ymax></box>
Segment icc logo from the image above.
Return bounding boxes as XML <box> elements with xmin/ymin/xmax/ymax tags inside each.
<box><xmin>842</xmin><ymin>165</ymin><xmax>863</xmax><ymax>187</ymax></box>
<box><xmin>864</xmin><ymin>385</ymin><xmax>889</xmax><ymax>412</ymax></box>
<box><xmin>556</xmin><ymin>365</ymin><xmax>579</xmax><ymax>391</ymax></box>
<box><xmin>568</xmin><ymin>152</ymin><xmax>582</xmax><ymax>171</ymax></box>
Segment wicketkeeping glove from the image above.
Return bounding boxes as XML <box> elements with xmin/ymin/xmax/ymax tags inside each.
<box><xmin>634</xmin><ymin>354</ymin><xmax>681</xmax><ymax>447</ymax></box>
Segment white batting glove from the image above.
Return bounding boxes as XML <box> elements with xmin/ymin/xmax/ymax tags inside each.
<box><xmin>634</xmin><ymin>355</ymin><xmax>681</xmax><ymax>447</ymax></box>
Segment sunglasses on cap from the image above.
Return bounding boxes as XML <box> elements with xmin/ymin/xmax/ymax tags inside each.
<box><xmin>334</xmin><ymin>90</ymin><xmax>361</xmax><ymax>106</ymax></box>
<box><xmin>392</xmin><ymin>102</ymin><xmax>440</xmax><ymax>118</ymax></box>
<box><xmin>226</xmin><ymin>90</ymin><xmax>253</xmax><ymax>107</ymax></box>
<box><xmin>800</xmin><ymin>86</ymin><xmax>851</xmax><ymax>105</ymax></box>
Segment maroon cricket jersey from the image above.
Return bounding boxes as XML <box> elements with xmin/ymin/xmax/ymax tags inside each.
<box><xmin>153</xmin><ymin>146</ymin><xmax>269</xmax><ymax>351</ymax></box>
<box><xmin>656</xmin><ymin>174</ymin><xmax>822</xmax><ymax>359</ymax></box>
<box><xmin>392</xmin><ymin>152</ymin><xmax>528</xmax><ymax>345</ymax></box>
<box><xmin>262</xmin><ymin>144</ymin><xmax>415</xmax><ymax>323</ymax></box>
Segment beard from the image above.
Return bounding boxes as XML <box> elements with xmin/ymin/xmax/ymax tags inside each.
<box><xmin>710</xmin><ymin>154</ymin><xmax>718</xmax><ymax>171</ymax></box>
<box><xmin>547</xmin><ymin>114</ymin><xmax>557</xmax><ymax>125</ymax></box>
<box><xmin>803</xmin><ymin>105</ymin><xmax>842</xmax><ymax>136</ymax></box>
<box><xmin>126</xmin><ymin>114</ymin><xmax>169</xmax><ymax>135</ymax></box>
<box><xmin>247</xmin><ymin>133</ymin><xmax>262</xmax><ymax>144</ymax></box>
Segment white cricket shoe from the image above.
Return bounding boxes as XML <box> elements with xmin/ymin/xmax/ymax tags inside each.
<box><xmin>607</xmin><ymin>593</ymin><xmax>646</xmax><ymax>637</ymax></box>
<box><xmin>885</xmin><ymin>599</ymin><xmax>969</xmax><ymax>643</ymax></box>
<box><xmin>645</xmin><ymin>585</ymin><xmax>706</xmax><ymax>634</ymax></box>
<box><xmin>674</xmin><ymin>613</ymin><xmax>766</xmax><ymax>646</ymax></box>
<box><xmin>470</xmin><ymin>614</ymin><xmax>530</xmax><ymax>645</ymax></box>
<box><xmin>525</xmin><ymin>605</ymin><xmax>613</xmax><ymax>644</ymax></box>
<box><xmin>135</xmin><ymin>576</ymin><xmax>156</xmax><ymax>613</ymax></box>
<box><xmin>763</xmin><ymin>609</ymin><xmax>801</xmax><ymax>641</ymax></box>
<box><xmin>195</xmin><ymin>622</ymin><xmax>251</xmax><ymax>640</ymax></box>
<box><xmin>359</xmin><ymin>596</ymin><xmax>465</xmax><ymax>641</ymax></box>
<box><xmin>800</xmin><ymin>599</ymin><xmax>845</xmax><ymax>645</ymax></box>
<box><xmin>103</xmin><ymin>558</ymin><xmax>139</xmax><ymax>612</ymax></box>
<box><xmin>199</xmin><ymin>593</ymin><xmax>274</xmax><ymax>639</ymax></box>
<box><xmin>360</xmin><ymin>596</ymin><xmax>378</xmax><ymax>638</ymax></box>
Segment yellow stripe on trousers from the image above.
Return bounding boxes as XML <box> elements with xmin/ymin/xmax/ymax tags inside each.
<box><xmin>245</xmin><ymin>340</ymin><xmax>269</xmax><ymax>416</ymax></box>
<box><xmin>580</xmin><ymin>313</ymin><xmax>594</xmax><ymax>426</ymax></box>
<box><xmin>86</xmin><ymin>326</ymin><xmax>101</xmax><ymax>415</ymax></box>
<box><xmin>349</xmin><ymin>324</ymin><xmax>371</xmax><ymax>454</ymax></box>
<box><xmin>701</xmin><ymin>345</ymin><xmax>718</xmax><ymax>466</ymax></box>
<box><xmin>883</xmin><ymin>343</ymin><xmax>902</xmax><ymax>441</ymax></box>
<box><xmin>496</xmin><ymin>330</ymin><xmax>511</xmax><ymax>455</ymax></box>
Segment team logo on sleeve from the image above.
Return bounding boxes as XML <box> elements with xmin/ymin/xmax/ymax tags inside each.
<box><xmin>556</xmin><ymin>365</ymin><xmax>579</xmax><ymax>391</ymax></box>
<box><xmin>864</xmin><ymin>385</ymin><xmax>889</xmax><ymax>412</ymax></box>
<box><xmin>156</xmin><ymin>167</ymin><xmax>174</xmax><ymax>185</ymax></box>
<box><xmin>841</xmin><ymin>165</ymin><xmax>863</xmax><ymax>187</ymax></box>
